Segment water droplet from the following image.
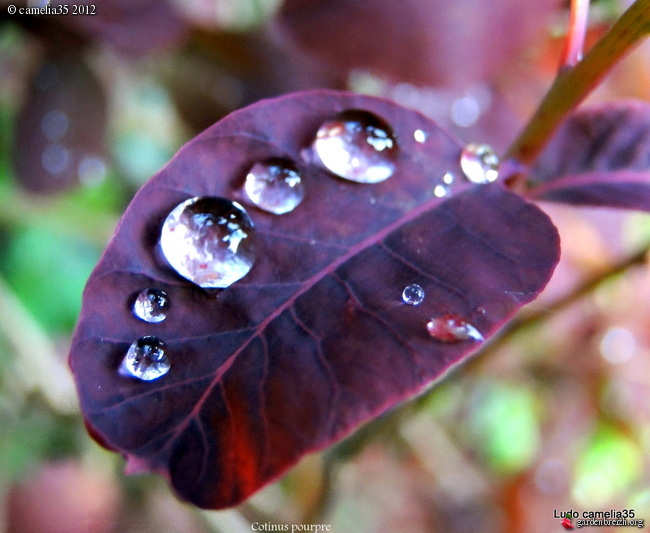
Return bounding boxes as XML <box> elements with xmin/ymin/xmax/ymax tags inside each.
<box><xmin>433</xmin><ymin>185</ymin><xmax>448</xmax><ymax>198</ymax></box>
<box><xmin>442</xmin><ymin>172</ymin><xmax>454</xmax><ymax>185</ymax></box>
<box><xmin>413</xmin><ymin>129</ymin><xmax>428</xmax><ymax>143</ymax></box>
<box><xmin>312</xmin><ymin>109</ymin><xmax>398</xmax><ymax>183</ymax></box>
<box><xmin>120</xmin><ymin>336</ymin><xmax>170</xmax><ymax>381</ymax></box>
<box><xmin>244</xmin><ymin>158</ymin><xmax>305</xmax><ymax>214</ymax></box>
<box><xmin>426</xmin><ymin>315</ymin><xmax>484</xmax><ymax>342</ymax></box>
<box><xmin>402</xmin><ymin>284</ymin><xmax>425</xmax><ymax>305</ymax></box>
<box><xmin>133</xmin><ymin>289</ymin><xmax>170</xmax><ymax>323</ymax></box>
<box><xmin>160</xmin><ymin>197</ymin><xmax>256</xmax><ymax>289</ymax></box>
<box><xmin>460</xmin><ymin>144</ymin><xmax>499</xmax><ymax>184</ymax></box>
<box><xmin>41</xmin><ymin>109</ymin><xmax>69</xmax><ymax>141</ymax></box>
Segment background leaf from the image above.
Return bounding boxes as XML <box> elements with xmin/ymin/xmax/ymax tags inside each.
<box><xmin>274</xmin><ymin>0</ymin><xmax>561</xmax><ymax>87</ymax></box>
<box><xmin>529</xmin><ymin>100</ymin><xmax>650</xmax><ymax>211</ymax></box>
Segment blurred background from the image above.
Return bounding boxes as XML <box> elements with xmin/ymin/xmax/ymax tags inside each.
<box><xmin>0</xmin><ymin>0</ymin><xmax>649</xmax><ymax>531</ymax></box>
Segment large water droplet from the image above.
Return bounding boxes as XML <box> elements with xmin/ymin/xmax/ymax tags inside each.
<box><xmin>133</xmin><ymin>289</ymin><xmax>170</xmax><ymax>323</ymax></box>
<box><xmin>160</xmin><ymin>197</ymin><xmax>256</xmax><ymax>289</ymax></box>
<box><xmin>426</xmin><ymin>315</ymin><xmax>484</xmax><ymax>342</ymax></box>
<box><xmin>312</xmin><ymin>109</ymin><xmax>398</xmax><ymax>183</ymax></box>
<box><xmin>120</xmin><ymin>336</ymin><xmax>170</xmax><ymax>381</ymax></box>
<box><xmin>244</xmin><ymin>158</ymin><xmax>305</xmax><ymax>214</ymax></box>
<box><xmin>460</xmin><ymin>144</ymin><xmax>499</xmax><ymax>184</ymax></box>
<box><xmin>402</xmin><ymin>284</ymin><xmax>425</xmax><ymax>305</ymax></box>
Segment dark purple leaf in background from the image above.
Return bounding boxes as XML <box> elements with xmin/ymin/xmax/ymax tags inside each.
<box><xmin>51</xmin><ymin>0</ymin><xmax>188</xmax><ymax>55</ymax></box>
<box><xmin>69</xmin><ymin>91</ymin><xmax>560</xmax><ymax>509</ymax></box>
<box><xmin>165</xmin><ymin>29</ymin><xmax>346</xmax><ymax>134</ymax></box>
<box><xmin>529</xmin><ymin>100</ymin><xmax>650</xmax><ymax>211</ymax></box>
<box><xmin>274</xmin><ymin>0</ymin><xmax>561</xmax><ymax>87</ymax></box>
<box><xmin>13</xmin><ymin>53</ymin><xmax>107</xmax><ymax>194</ymax></box>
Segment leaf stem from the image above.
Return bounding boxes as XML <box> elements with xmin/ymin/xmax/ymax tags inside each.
<box><xmin>0</xmin><ymin>274</ymin><xmax>78</xmax><ymax>413</ymax></box>
<box><xmin>505</xmin><ymin>0</ymin><xmax>650</xmax><ymax>168</ymax></box>
<box><xmin>561</xmin><ymin>0</ymin><xmax>591</xmax><ymax>69</ymax></box>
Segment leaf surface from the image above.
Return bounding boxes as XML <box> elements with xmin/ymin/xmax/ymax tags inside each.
<box><xmin>69</xmin><ymin>90</ymin><xmax>560</xmax><ymax>509</ymax></box>
<box><xmin>529</xmin><ymin>100</ymin><xmax>650</xmax><ymax>211</ymax></box>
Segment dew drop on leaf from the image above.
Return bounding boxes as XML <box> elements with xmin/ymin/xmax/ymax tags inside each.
<box><xmin>426</xmin><ymin>314</ymin><xmax>484</xmax><ymax>342</ymax></box>
<box><xmin>402</xmin><ymin>284</ymin><xmax>425</xmax><ymax>305</ymax></box>
<box><xmin>244</xmin><ymin>157</ymin><xmax>305</xmax><ymax>214</ymax></box>
<box><xmin>433</xmin><ymin>185</ymin><xmax>448</xmax><ymax>198</ymax></box>
<box><xmin>460</xmin><ymin>143</ymin><xmax>499</xmax><ymax>184</ymax></box>
<box><xmin>119</xmin><ymin>336</ymin><xmax>170</xmax><ymax>381</ymax></box>
<box><xmin>159</xmin><ymin>197</ymin><xmax>256</xmax><ymax>289</ymax></box>
<box><xmin>312</xmin><ymin>109</ymin><xmax>398</xmax><ymax>183</ymax></box>
<box><xmin>413</xmin><ymin>129</ymin><xmax>428</xmax><ymax>143</ymax></box>
<box><xmin>133</xmin><ymin>288</ymin><xmax>170</xmax><ymax>323</ymax></box>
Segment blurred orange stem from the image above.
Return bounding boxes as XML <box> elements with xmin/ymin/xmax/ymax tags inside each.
<box><xmin>505</xmin><ymin>0</ymin><xmax>650</xmax><ymax>169</ymax></box>
<box><xmin>561</xmin><ymin>0</ymin><xmax>590</xmax><ymax>68</ymax></box>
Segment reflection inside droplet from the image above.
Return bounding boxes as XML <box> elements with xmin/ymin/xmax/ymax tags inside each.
<box><xmin>244</xmin><ymin>158</ymin><xmax>305</xmax><ymax>214</ymax></box>
<box><xmin>41</xmin><ymin>109</ymin><xmax>69</xmax><ymax>141</ymax></box>
<box><xmin>426</xmin><ymin>315</ymin><xmax>484</xmax><ymax>342</ymax></box>
<box><xmin>133</xmin><ymin>288</ymin><xmax>170</xmax><ymax>323</ymax></box>
<box><xmin>402</xmin><ymin>284</ymin><xmax>425</xmax><ymax>305</ymax></box>
<box><xmin>42</xmin><ymin>144</ymin><xmax>69</xmax><ymax>175</ymax></box>
<box><xmin>159</xmin><ymin>196</ymin><xmax>256</xmax><ymax>289</ymax></box>
<box><xmin>460</xmin><ymin>144</ymin><xmax>499</xmax><ymax>184</ymax></box>
<box><xmin>312</xmin><ymin>109</ymin><xmax>398</xmax><ymax>183</ymax></box>
<box><xmin>120</xmin><ymin>336</ymin><xmax>170</xmax><ymax>381</ymax></box>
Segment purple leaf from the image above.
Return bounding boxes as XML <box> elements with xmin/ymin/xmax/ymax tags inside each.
<box><xmin>529</xmin><ymin>100</ymin><xmax>650</xmax><ymax>211</ymax></box>
<box><xmin>13</xmin><ymin>53</ymin><xmax>108</xmax><ymax>194</ymax></box>
<box><xmin>274</xmin><ymin>0</ymin><xmax>561</xmax><ymax>87</ymax></box>
<box><xmin>52</xmin><ymin>0</ymin><xmax>188</xmax><ymax>55</ymax></box>
<box><xmin>69</xmin><ymin>90</ymin><xmax>560</xmax><ymax>509</ymax></box>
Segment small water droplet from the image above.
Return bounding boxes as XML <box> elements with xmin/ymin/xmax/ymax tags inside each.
<box><xmin>460</xmin><ymin>144</ymin><xmax>499</xmax><ymax>184</ymax></box>
<box><xmin>402</xmin><ymin>284</ymin><xmax>425</xmax><ymax>305</ymax></box>
<box><xmin>120</xmin><ymin>336</ymin><xmax>170</xmax><ymax>381</ymax></box>
<box><xmin>244</xmin><ymin>158</ymin><xmax>305</xmax><ymax>214</ymax></box>
<box><xmin>312</xmin><ymin>109</ymin><xmax>398</xmax><ymax>183</ymax></box>
<box><xmin>133</xmin><ymin>289</ymin><xmax>170</xmax><ymax>323</ymax></box>
<box><xmin>426</xmin><ymin>315</ymin><xmax>484</xmax><ymax>342</ymax></box>
<box><xmin>160</xmin><ymin>197</ymin><xmax>256</xmax><ymax>288</ymax></box>
<box><xmin>433</xmin><ymin>185</ymin><xmax>448</xmax><ymax>198</ymax></box>
<box><xmin>413</xmin><ymin>129</ymin><xmax>428</xmax><ymax>143</ymax></box>
<box><xmin>442</xmin><ymin>172</ymin><xmax>454</xmax><ymax>185</ymax></box>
